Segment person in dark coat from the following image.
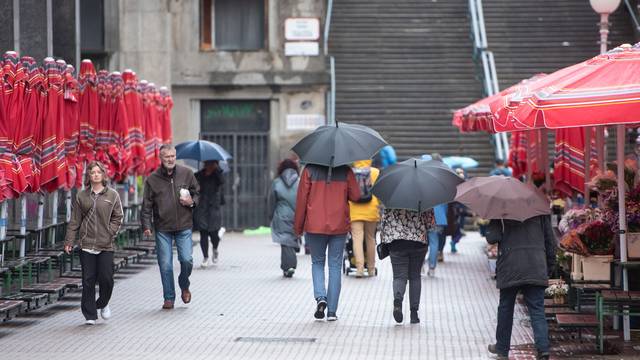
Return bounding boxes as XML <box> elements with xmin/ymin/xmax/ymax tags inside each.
<box><xmin>194</xmin><ymin>160</ymin><xmax>225</xmax><ymax>267</ymax></box>
<box><xmin>269</xmin><ymin>159</ymin><xmax>300</xmax><ymax>277</ymax></box>
<box><xmin>485</xmin><ymin>215</ymin><xmax>556</xmax><ymax>360</ymax></box>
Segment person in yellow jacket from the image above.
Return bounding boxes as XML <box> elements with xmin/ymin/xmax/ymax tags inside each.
<box><xmin>349</xmin><ymin>160</ymin><xmax>381</xmax><ymax>277</ymax></box>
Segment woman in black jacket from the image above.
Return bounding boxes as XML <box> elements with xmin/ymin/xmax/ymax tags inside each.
<box><xmin>194</xmin><ymin>160</ymin><xmax>225</xmax><ymax>266</ymax></box>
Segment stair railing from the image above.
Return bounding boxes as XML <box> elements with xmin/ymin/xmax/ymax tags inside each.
<box><xmin>624</xmin><ymin>0</ymin><xmax>640</xmax><ymax>33</ymax></box>
<box><xmin>468</xmin><ymin>0</ymin><xmax>509</xmax><ymax>161</ymax></box>
<box><xmin>324</xmin><ymin>0</ymin><xmax>336</xmax><ymax>125</ymax></box>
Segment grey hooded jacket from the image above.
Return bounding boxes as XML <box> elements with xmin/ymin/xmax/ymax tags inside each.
<box><xmin>486</xmin><ymin>215</ymin><xmax>557</xmax><ymax>289</ymax></box>
<box><xmin>270</xmin><ymin>168</ymin><xmax>300</xmax><ymax>248</ymax></box>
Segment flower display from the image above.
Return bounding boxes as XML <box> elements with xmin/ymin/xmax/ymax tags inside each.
<box><xmin>579</xmin><ymin>220</ymin><xmax>614</xmax><ymax>256</ymax></box>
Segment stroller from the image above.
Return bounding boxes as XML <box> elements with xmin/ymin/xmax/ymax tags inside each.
<box><xmin>342</xmin><ymin>232</ymin><xmax>378</xmax><ymax>276</ymax></box>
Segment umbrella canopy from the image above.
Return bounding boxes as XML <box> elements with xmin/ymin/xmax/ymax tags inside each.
<box><xmin>442</xmin><ymin>156</ymin><xmax>478</xmax><ymax>169</ymax></box>
<box><xmin>291</xmin><ymin>122</ymin><xmax>387</xmax><ymax>167</ymax></box>
<box><xmin>492</xmin><ymin>43</ymin><xmax>640</xmax><ymax>132</ymax></box>
<box><xmin>455</xmin><ymin>176</ymin><xmax>549</xmax><ymax>221</ymax></box>
<box><xmin>372</xmin><ymin>158</ymin><xmax>463</xmax><ymax>212</ymax></box>
<box><xmin>175</xmin><ymin>140</ymin><xmax>232</xmax><ymax>162</ymax></box>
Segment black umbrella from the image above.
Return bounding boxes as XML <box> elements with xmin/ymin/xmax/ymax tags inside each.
<box><xmin>372</xmin><ymin>159</ymin><xmax>464</xmax><ymax>212</ymax></box>
<box><xmin>291</xmin><ymin>122</ymin><xmax>387</xmax><ymax>167</ymax></box>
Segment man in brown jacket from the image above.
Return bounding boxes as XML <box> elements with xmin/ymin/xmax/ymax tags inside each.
<box><xmin>142</xmin><ymin>145</ymin><xmax>199</xmax><ymax>309</ymax></box>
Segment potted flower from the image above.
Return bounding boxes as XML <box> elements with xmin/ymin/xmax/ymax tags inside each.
<box><xmin>545</xmin><ymin>282</ymin><xmax>569</xmax><ymax>304</ymax></box>
<box><xmin>579</xmin><ymin>221</ymin><xmax>614</xmax><ymax>281</ymax></box>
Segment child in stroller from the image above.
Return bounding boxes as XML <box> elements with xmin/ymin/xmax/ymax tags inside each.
<box><xmin>343</xmin><ymin>232</ymin><xmax>378</xmax><ymax>276</ymax></box>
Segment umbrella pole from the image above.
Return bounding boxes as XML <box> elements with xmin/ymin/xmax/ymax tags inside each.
<box><xmin>616</xmin><ymin>124</ymin><xmax>630</xmax><ymax>341</ymax></box>
<box><xmin>19</xmin><ymin>197</ymin><xmax>26</xmax><ymax>257</ymax></box>
<box><xmin>37</xmin><ymin>194</ymin><xmax>44</xmax><ymax>250</ymax></box>
<box><xmin>585</xmin><ymin>127</ymin><xmax>592</xmax><ymax>197</ymax></box>
<box><xmin>0</xmin><ymin>201</ymin><xmax>7</xmax><ymax>267</ymax></box>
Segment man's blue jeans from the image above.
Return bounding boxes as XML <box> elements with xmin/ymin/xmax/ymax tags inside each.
<box><xmin>426</xmin><ymin>226</ymin><xmax>444</xmax><ymax>269</ymax></box>
<box><xmin>306</xmin><ymin>233</ymin><xmax>347</xmax><ymax>314</ymax></box>
<box><xmin>156</xmin><ymin>229</ymin><xmax>193</xmax><ymax>301</ymax></box>
<box><xmin>496</xmin><ymin>285</ymin><xmax>549</xmax><ymax>356</ymax></box>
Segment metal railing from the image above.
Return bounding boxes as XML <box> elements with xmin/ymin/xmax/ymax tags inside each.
<box><xmin>624</xmin><ymin>0</ymin><xmax>640</xmax><ymax>33</ymax></box>
<box><xmin>324</xmin><ymin>0</ymin><xmax>336</xmax><ymax>125</ymax></box>
<box><xmin>468</xmin><ymin>0</ymin><xmax>509</xmax><ymax>161</ymax></box>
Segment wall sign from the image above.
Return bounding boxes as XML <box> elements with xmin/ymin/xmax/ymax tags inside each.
<box><xmin>285</xmin><ymin>42</ymin><xmax>319</xmax><ymax>56</ymax></box>
<box><xmin>286</xmin><ymin>114</ymin><xmax>326</xmax><ymax>130</ymax></box>
<box><xmin>285</xmin><ymin>18</ymin><xmax>320</xmax><ymax>41</ymax></box>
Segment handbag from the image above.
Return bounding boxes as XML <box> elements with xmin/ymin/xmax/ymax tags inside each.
<box><xmin>377</xmin><ymin>242</ymin><xmax>390</xmax><ymax>260</ymax></box>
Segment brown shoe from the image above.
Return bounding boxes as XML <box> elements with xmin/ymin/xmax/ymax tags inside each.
<box><xmin>162</xmin><ymin>300</ymin><xmax>174</xmax><ymax>310</ymax></box>
<box><xmin>181</xmin><ymin>289</ymin><xmax>192</xmax><ymax>304</ymax></box>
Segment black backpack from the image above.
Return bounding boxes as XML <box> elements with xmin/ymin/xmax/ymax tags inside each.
<box><xmin>353</xmin><ymin>167</ymin><xmax>373</xmax><ymax>203</ymax></box>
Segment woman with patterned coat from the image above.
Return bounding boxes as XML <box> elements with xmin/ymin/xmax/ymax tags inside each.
<box><xmin>380</xmin><ymin>208</ymin><xmax>435</xmax><ymax>324</ymax></box>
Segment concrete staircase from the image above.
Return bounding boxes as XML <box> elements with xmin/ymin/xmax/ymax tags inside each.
<box><xmin>329</xmin><ymin>0</ymin><xmax>495</xmax><ymax>175</ymax></box>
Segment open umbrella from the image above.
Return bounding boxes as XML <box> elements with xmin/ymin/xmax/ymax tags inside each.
<box><xmin>442</xmin><ymin>156</ymin><xmax>479</xmax><ymax>169</ymax></box>
<box><xmin>175</xmin><ymin>140</ymin><xmax>232</xmax><ymax>162</ymax></box>
<box><xmin>455</xmin><ymin>176</ymin><xmax>549</xmax><ymax>221</ymax></box>
<box><xmin>291</xmin><ymin>122</ymin><xmax>387</xmax><ymax>167</ymax></box>
<box><xmin>372</xmin><ymin>158</ymin><xmax>463</xmax><ymax>212</ymax></box>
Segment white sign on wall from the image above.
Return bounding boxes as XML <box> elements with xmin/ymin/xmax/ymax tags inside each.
<box><xmin>285</xmin><ymin>18</ymin><xmax>320</xmax><ymax>41</ymax></box>
<box><xmin>286</xmin><ymin>114</ymin><xmax>326</xmax><ymax>130</ymax></box>
<box><xmin>285</xmin><ymin>42</ymin><xmax>319</xmax><ymax>56</ymax></box>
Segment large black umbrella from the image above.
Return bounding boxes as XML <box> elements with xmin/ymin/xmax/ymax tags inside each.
<box><xmin>291</xmin><ymin>122</ymin><xmax>387</xmax><ymax>167</ymax></box>
<box><xmin>372</xmin><ymin>159</ymin><xmax>464</xmax><ymax>212</ymax></box>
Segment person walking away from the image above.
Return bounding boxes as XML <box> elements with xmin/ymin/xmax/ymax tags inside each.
<box><xmin>349</xmin><ymin>160</ymin><xmax>381</xmax><ymax>278</ymax></box>
<box><xmin>194</xmin><ymin>160</ymin><xmax>225</xmax><ymax>267</ymax></box>
<box><xmin>64</xmin><ymin>161</ymin><xmax>123</xmax><ymax>325</ymax></box>
<box><xmin>294</xmin><ymin>164</ymin><xmax>360</xmax><ymax>321</ymax></box>
<box><xmin>270</xmin><ymin>159</ymin><xmax>300</xmax><ymax>277</ymax></box>
<box><xmin>486</xmin><ymin>215</ymin><xmax>556</xmax><ymax>360</ymax></box>
<box><xmin>142</xmin><ymin>144</ymin><xmax>200</xmax><ymax>310</ymax></box>
<box><xmin>381</xmin><ymin>208</ymin><xmax>434</xmax><ymax>324</ymax></box>
<box><xmin>424</xmin><ymin>203</ymin><xmax>447</xmax><ymax>276</ymax></box>
<box><xmin>489</xmin><ymin>159</ymin><xmax>513</xmax><ymax>177</ymax></box>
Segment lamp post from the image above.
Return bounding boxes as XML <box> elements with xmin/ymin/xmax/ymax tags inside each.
<box><xmin>590</xmin><ymin>0</ymin><xmax>625</xmax><ymax>341</ymax></box>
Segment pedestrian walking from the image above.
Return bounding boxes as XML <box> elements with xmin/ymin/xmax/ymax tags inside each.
<box><xmin>424</xmin><ymin>203</ymin><xmax>446</xmax><ymax>276</ymax></box>
<box><xmin>142</xmin><ymin>144</ymin><xmax>200</xmax><ymax>310</ymax></box>
<box><xmin>64</xmin><ymin>161</ymin><xmax>123</xmax><ymax>325</ymax></box>
<box><xmin>294</xmin><ymin>164</ymin><xmax>360</xmax><ymax>321</ymax></box>
<box><xmin>349</xmin><ymin>159</ymin><xmax>380</xmax><ymax>278</ymax></box>
<box><xmin>270</xmin><ymin>159</ymin><xmax>301</xmax><ymax>277</ymax></box>
<box><xmin>486</xmin><ymin>215</ymin><xmax>555</xmax><ymax>360</ymax></box>
<box><xmin>193</xmin><ymin>160</ymin><xmax>225</xmax><ymax>267</ymax></box>
<box><xmin>381</xmin><ymin>208</ymin><xmax>434</xmax><ymax>324</ymax></box>
<box><xmin>489</xmin><ymin>159</ymin><xmax>513</xmax><ymax>177</ymax></box>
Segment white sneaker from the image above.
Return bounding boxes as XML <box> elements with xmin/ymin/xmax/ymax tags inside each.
<box><xmin>201</xmin><ymin>258</ymin><xmax>209</xmax><ymax>268</ymax></box>
<box><xmin>100</xmin><ymin>305</ymin><xmax>111</xmax><ymax>320</ymax></box>
<box><xmin>427</xmin><ymin>268</ymin><xmax>435</xmax><ymax>277</ymax></box>
<box><xmin>212</xmin><ymin>249</ymin><xmax>219</xmax><ymax>264</ymax></box>
<box><xmin>85</xmin><ymin>319</ymin><xmax>96</xmax><ymax>325</ymax></box>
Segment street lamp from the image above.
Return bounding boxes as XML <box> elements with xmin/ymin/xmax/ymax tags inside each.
<box><xmin>590</xmin><ymin>0</ymin><xmax>621</xmax><ymax>54</ymax></box>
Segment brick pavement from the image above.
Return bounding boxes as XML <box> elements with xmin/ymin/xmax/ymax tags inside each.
<box><xmin>0</xmin><ymin>232</ymin><xmax>563</xmax><ymax>360</ymax></box>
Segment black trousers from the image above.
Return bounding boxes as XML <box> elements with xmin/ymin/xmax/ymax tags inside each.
<box><xmin>200</xmin><ymin>229</ymin><xmax>221</xmax><ymax>258</ymax></box>
<box><xmin>80</xmin><ymin>251</ymin><xmax>114</xmax><ymax>320</ymax></box>
<box><xmin>388</xmin><ymin>240</ymin><xmax>428</xmax><ymax>310</ymax></box>
<box><xmin>280</xmin><ymin>245</ymin><xmax>298</xmax><ymax>271</ymax></box>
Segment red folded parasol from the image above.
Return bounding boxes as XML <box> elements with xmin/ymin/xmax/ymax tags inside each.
<box><xmin>123</xmin><ymin>70</ymin><xmax>145</xmax><ymax>176</ymax></box>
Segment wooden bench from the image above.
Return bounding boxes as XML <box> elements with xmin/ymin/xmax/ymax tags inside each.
<box><xmin>1</xmin><ymin>293</ymin><xmax>48</xmax><ymax>312</ymax></box>
<box><xmin>24</xmin><ymin>256</ymin><xmax>52</xmax><ymax>283</ymax></box>
<box><xmin>20</xmin><ymin>282</ymin><xmax>67</xmax><ymax>302</ymax></box>
<box><xmin>596</xmin><ymin>290</ymin><xmax>640</xmax><ymax>353</ymax></box>
<box><xmin>556</xmin><ymin>313</ymin><xmax>598</xmax><ymax>340</ymax></box>
<box><xmin>27</xmin><ymin>250</ymin><xmax>65</xmax><ymax>277</ymax></box>
<box><xmin>113</xmin><ymin>257</ymin><xmax>127</xmax><ymax>272</ymax></box>
<box><xmin>50</xmin><ymin>277</ymin><xmax>83</xmax><ymax>290</ymax></box>
<box><xmin>0</xmin><ymin>300</ymin><xmax>24</xmax><ymax>321</ymax></box>
<box><xmin>61</xmin><ymin>270</ymin><xmax>82</xmax><ymax>279</ymax></box>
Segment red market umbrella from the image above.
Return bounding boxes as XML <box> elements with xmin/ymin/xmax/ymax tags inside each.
<box><xmin>123</xmin><ymin>69</ymin><xmax>146</xmax><ymax>176</ymax></box>
<box><xmin>78</xmin><ymin>59</ymin><xmax>99</xmax><ymax>165</ymax></box>
<box><xmin>553</xmin><ymin>127</ymin><xmax>599</xmax><ymax>197</ymax></box>
<box><xmin>62</xmin><ymin>63</ymin><xmax>81</xmax><ymax>188</ymax></box>
<box><xmin>95</xmin><ymin>69</ymin><xmax>116</xmax><ymax>179</ymax></box>
<box><xmin>20</xmin><ymin>56</ymin><xmax>45</xmax><ymax>193</ymax></box>
<box><xmin>492</xmin><ymin>44</ymin><xmax>640</xmax><ymax>132</ymax></box>
<box><xmin>108</xmin><ymin>72</ymin><xmax>130</xmax><ymax>182</ymax></box>
<box><xmin>159</xmin><ymin>86</ymin><xmax>173</xmax><ymax>144</ymax></box>
<box><xmin>507</xmin><ymin>131</ymin><xmax>528</xmax><ymax>179</ymax></box>
<box><xmin>142</xmin><ymin>82</ymin><xmax>160</xmax><ymax>175</ymax></box>
<box><xmin>40</xmin><ymin>58</ymin><xmax>68</xmax><ymax>193</ymax></box>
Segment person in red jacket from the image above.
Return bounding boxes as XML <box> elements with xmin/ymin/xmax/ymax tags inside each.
<box><xmin>294</xmin><ymin>164</ymin><xmax>360</xmax><ymax>321</ymax></box>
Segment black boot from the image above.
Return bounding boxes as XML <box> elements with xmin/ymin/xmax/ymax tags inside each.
<box><xmin>393</xmin><ymin>299</ymin><xmax>403</xmax><ymax>323</ymax></box>
<box><xmin>410</xmin><ymin>307</ymin><xmax>420</xmax><ymax>324</ymax></box>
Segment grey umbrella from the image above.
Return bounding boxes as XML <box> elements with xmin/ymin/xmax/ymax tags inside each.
<box><xmin>371</xmin><ymin>158</ymin><xmax>464</xmax><ymax>212</ymax></box>
<box><xmin>455</xmin><ymin>176</ymin><xmax>550</xmax><ymax>221</ymax></box>
<box><xmin>291</xmin><ymin>122</ymin><xmax>387</xmax><ymax>167</ymax></box>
